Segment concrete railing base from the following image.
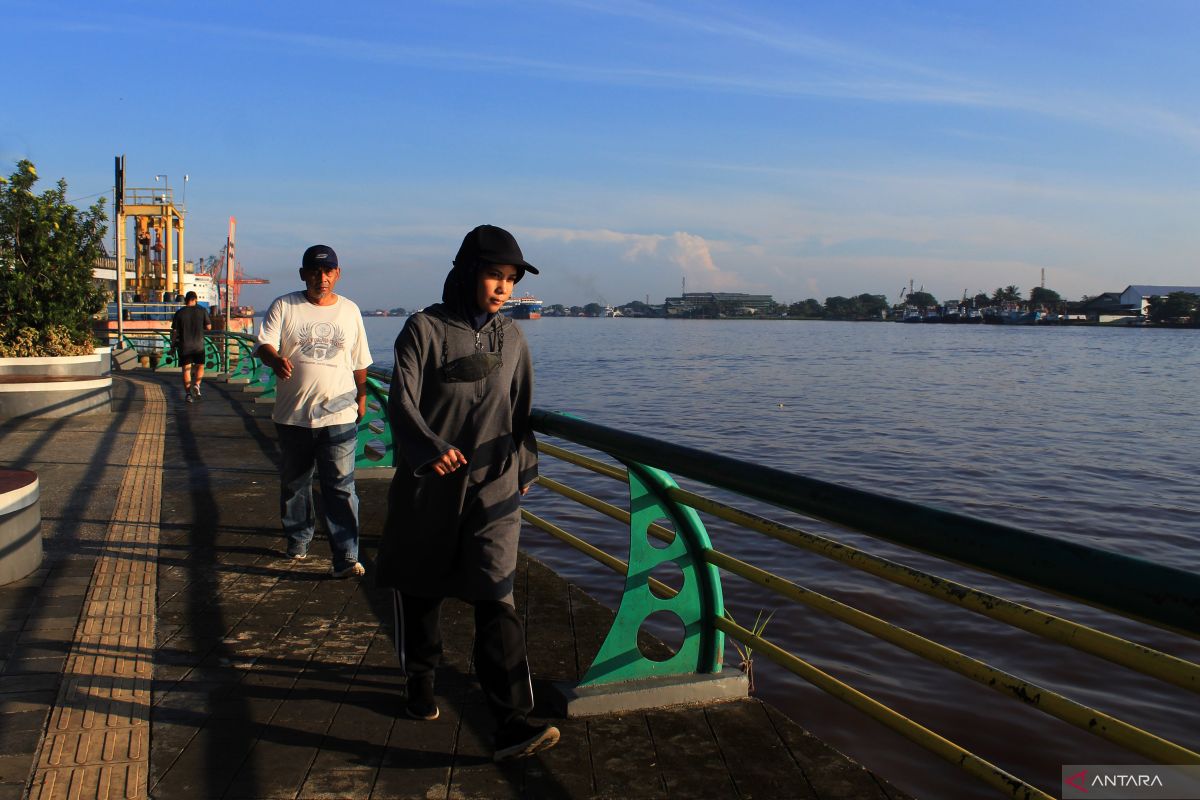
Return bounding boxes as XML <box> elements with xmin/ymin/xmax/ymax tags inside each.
<box><xmin>555</xmin><ymin>671</ymin><xmax>749</xmax><ymax>718</ymax></box>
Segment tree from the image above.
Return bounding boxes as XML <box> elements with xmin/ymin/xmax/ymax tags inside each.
<box><xmin>788</xmin><ymin>298</ymin><xmax>823</xmax><ymax>318</ymax></box>
<box><xmin>823</xmin><ymin>296</ymin><xmax>853</xmax><ymax>318</ymax></box>
<box><xmin>1147</xmin><ymin>292</ymin><xmax>1200</xmax><ymax>324</ymax></box>
<box><xmin>1030</xmin><ymin>287</ymin><xmax>1061</xmax><ymax>307</ymax></box>
<box><xmin>907</xmin><ymin>291</ymin><xmax>938</xmax><ymax>309</ymax></box>
<box><xmin>0</xmin><ymin>160</ymin><xmax>109</xmax><ymax>355</ymax></box>
<box><xmin>583</xmin><ymin>302</ymin><xmax>604</xmax><ymax>317</ymax></box>
<box><xmin>856</xmin><ymin>293</ymin><xmax>889</xmax><ymax>318</ymax></box>
<box><xmin>992</xmin><ymin>285</ymin><xmax>1021</xmax><ymax>304</ymax></box>
<box><xmin>972</xmin><ymin>292</ymin><xmax>990</xmax><ymax>307</ymax></box>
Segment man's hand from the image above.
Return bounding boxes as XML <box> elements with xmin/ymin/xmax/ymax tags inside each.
<box><xmin>270</xmin><ymin>354</ymin><xmax>293</xmax><ymax>380</ymax></box>
<box><xmin>258</xmin><ymin>347</ymin><xmax>292</xmax><ymax>379</ymax></box>
<box><xmin>431</xmin><ymin>448</ymin><xmax>468</xmax><ymax>476</ymax></box>
<box><xmin>356</xmin><ymin>394</ymin><xmax>367</xmax><ymax>424</ymax></box>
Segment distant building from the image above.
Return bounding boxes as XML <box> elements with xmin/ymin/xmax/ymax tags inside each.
<box><xmin>664</xmin><ymin>292</ymin><xmax>775</xmax><ymax>317</ymax></box>
<box><xmin>1118</xmin><ymin>285</ymin><xmax>1200</xmax><ymax>315</ymax></box>
<box><xmin>1079</xmin><ymin>292</ymin><xmax>1135</xmax><ymax>324</ymax></box>
<box><xmin>1079</xmin><ymin>286</ymin><xmax>1200</xmax><ymax>324</ymax></box>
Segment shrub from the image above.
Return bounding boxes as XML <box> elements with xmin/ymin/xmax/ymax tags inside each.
<box><xmin>0</xmin><ymin>325</ymin><xmax>96</xmax><ymax>357</ymax></box>
<box><xmin>0</xmin><ymin>160</ymin><xmax>109</xmax><ymax>355</ymax></box>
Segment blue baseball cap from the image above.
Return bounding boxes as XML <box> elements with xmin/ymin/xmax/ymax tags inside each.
<box><xmin>301</xmin><ymin>244</ymin><xmax>339</xmax><ymax>270</ymax></box>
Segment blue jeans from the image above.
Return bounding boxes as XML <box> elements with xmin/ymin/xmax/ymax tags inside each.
<box><xmin>275</xmin><ymin>422</ymin><xmax>360</xmax><ymax>569</ymax></box>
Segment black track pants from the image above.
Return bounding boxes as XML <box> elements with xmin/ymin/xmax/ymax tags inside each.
<box><xmin>394</xmin><ymin>591</ymin><xmax>534</xmax><ymax>728</ymax></box>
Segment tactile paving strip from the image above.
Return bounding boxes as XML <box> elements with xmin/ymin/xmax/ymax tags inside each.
<box><xmin>29</xmin><ymin>380</ymin><xmax>164</xmax><ymax>800</ymax></box>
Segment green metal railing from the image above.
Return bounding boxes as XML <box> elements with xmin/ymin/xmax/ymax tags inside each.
<box><xmin>117</xmin><ymin>339</ymin><xmax>1200</xmax><ymax>799</ymax></box>
<box><xmin>521</xmin><ymin>415</ymin><xmax>1200</xmax><ymax>800</ymax></box>
<box><xmin>107</xmin><ymin>331</ymin><xmax>393</xmax><ymax>467</ymax></box>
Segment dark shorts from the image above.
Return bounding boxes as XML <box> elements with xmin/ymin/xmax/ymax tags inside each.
<box><xmin>179</xmin><ymin>350</ymin><xmax>205</xmax><ymax>366</ymax></box>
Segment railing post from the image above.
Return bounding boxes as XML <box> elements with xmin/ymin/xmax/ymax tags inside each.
<box><xmin>580</xmin><ymin>461</ymin><xmax>724</xmax><ymax>685</ymax></box>
<box><xmin>355</xmin><ymin>376</ymin><xmax>394</xmax><ymax>468</ymax></box>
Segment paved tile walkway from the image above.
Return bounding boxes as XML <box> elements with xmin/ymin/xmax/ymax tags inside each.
<box><xmin>0</xmin><ymin>372</ymin><xmax>915</xmax><ymax>799</ymax></box>
<box><xmin>27</xmin><ymin>378</ymin><xmax>164</xmax><ymax>799</ymax></box>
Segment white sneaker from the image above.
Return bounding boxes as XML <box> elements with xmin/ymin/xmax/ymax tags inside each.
<box><xmin>190</xmin><ymin>384</ymin><xmax>202</xmax><ymax>400</ymax></box>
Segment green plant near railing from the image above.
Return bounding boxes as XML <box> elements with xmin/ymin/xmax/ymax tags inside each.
<box><xmin>726</xmin><ymin>608</ymin><xmax>775</xmax><ymax>692</ymax></box>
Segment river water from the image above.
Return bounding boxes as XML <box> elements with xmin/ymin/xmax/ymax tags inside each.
<box><xmin>363</xmin><ymin>316</ymin><xmax>1200</xmax><ymax>799</ymax></box>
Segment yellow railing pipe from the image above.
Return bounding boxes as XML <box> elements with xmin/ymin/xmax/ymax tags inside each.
<box><xmin>532</xmin><ymin>475</ymin><xmax>1200</xmax><ymax>765</ymax></box>
<box><xmin>532</xmin><ymin>444</ymin><xmax>1200</xmax><ymax>695</ymax></box>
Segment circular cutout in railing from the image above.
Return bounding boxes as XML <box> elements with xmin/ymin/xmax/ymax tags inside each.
<box><xmin>638</xmin><ymin>610</ymin><xmax>683</xmax><ymax>662</ymax></box>
<box><xmin>363</xmin><ymin>440</ymin><xmax>387</xmax><ymax>461</ymax></box>
<box><xmin>648</xmin><ymin>558</ymin><xmax>685</xmax><ymax>599</ymax></box>
<box><xmin>647</xmin><ymin>516</ymin><xmax>676</xmax><ymax>549</ymax></box>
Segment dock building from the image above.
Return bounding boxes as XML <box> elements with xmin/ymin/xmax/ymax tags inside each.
<box><xmin>664</xmin><ymin>291</ymin><xmax>776</xmax><ymax>317</ymax></box>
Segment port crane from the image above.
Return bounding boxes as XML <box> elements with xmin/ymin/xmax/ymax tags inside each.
<box><xmin>202</xmin><ymin>217</ymin><xmax>268</xmax><ymax>317</ymax></box>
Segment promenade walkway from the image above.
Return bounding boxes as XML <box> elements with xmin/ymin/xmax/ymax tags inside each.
<box><xmin>0</xmin><ymin>372</ymin><xmax>915</xmax><ymax>799</ymax></box>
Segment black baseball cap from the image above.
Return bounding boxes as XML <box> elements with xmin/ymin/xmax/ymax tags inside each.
<box><xmin>453</xmin><ymin>225</ymin><xmax>539</xmax><ymax>275</ymax></box>
<box><xmin>301</xmin><ymin>244</ymin><xmax>339</xmax><ymax>270</ymax></box>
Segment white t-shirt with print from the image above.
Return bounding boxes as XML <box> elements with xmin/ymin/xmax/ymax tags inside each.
<box><xmin>255</xmin><ymin>291</ymin><xmax>372</xmax><ymax>428</ymax></box>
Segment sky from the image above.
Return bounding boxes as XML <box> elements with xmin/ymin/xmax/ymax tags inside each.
<box><xmin>3</xmin><ymin>0</ymin><xmax>1198</xmax><ymax>310</ymax></box>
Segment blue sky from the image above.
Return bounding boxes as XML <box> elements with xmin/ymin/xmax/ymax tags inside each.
<box><xmin>4</xmin><ymin>0</ymin><xmax>1198</xmax><ymax>309</ymax></box>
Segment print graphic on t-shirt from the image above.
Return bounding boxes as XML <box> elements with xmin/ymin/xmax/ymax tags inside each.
<box><xmin>298</xmin><ymin>322</ymin><xmax>345</xmax><ymax>360</ymax></box>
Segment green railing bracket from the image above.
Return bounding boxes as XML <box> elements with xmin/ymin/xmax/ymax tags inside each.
<box><xmin>579</xmin><ymin>460</ymin><xmax>725</xmax><ymax>686</ymax></box>
<box><xmin>356</xmin><ymin>374</ymin><xmax>395</xmax><ymax>468</ymax></box>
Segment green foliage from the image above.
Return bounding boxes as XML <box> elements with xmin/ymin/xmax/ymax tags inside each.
<box><xmin>992</xmin><ymin>285</ymin><xmax>1022</xmax><ymax>303</ymax></box>
<box><xmin>0</xmin><ymin>325</ymin><xmax>95</xmax><ymax>357</ymax></box>
<box><xmin>0</xmin><ymin>160</ymin><xmax>109</xmax><ymax>354</ymax></box>
<box><xmin>906</xmin><ymin>290</ymin><xmax>938</xmax><ymax>309</ymax></box>
<box><xmin>1030</xmin><ymin>286</ymin><xmax>1062</xmax><ymax>306</ymax></box>
<box><xmin>1147</xmin><ymin>292</ymin><xmax>1200</xmax><ymax>324</ymax></box>
<box><xmin>726</xmin><ymin>608</ymin><xmax>776</xmax><ymax>693</ymax></box>
<box><xmin>788</xmin><ymin>298</ymin><xmax>824</xmax><ymax>318</ymax></box>
<box><xmin>825</xmin><ymin>293</ymin><xmax>890</xmax><ymax>319</ymax></box>
<box><xmin>583</xmin><ymin>302</ymin><xmax>604</xmax><ymax>317</ymax></box>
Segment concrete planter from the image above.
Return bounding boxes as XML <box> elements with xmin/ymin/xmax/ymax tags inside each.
<box><xmin>0</xmin><ymin>375</ymin><xmax>113</xmax><ymax>419</ymax></box>
<box><xmin>0</xmin><ymin>346</ymin><xmax>111</xmax><ymax>377</ymax></box>
<box><xmin>0</xmin><ymin>347</ymin><xmax>113</xmax><ymax>419</ymax></box>
<box><xmin>0</xmin><ymin>469</ymin><xmax>41</xmax><ymax>585</ymax></box>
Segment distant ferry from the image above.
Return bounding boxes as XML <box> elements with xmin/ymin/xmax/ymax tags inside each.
<box><xmin>501</xmin><ymin>294</ymin><xmax>543</xmax><ymax>320</ymax></box>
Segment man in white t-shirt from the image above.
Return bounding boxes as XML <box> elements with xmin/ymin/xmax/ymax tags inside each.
<box><xmin>255</xmin><ymin>244</ymin><xmax>372</xmax><ymax>578</ymax></box>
